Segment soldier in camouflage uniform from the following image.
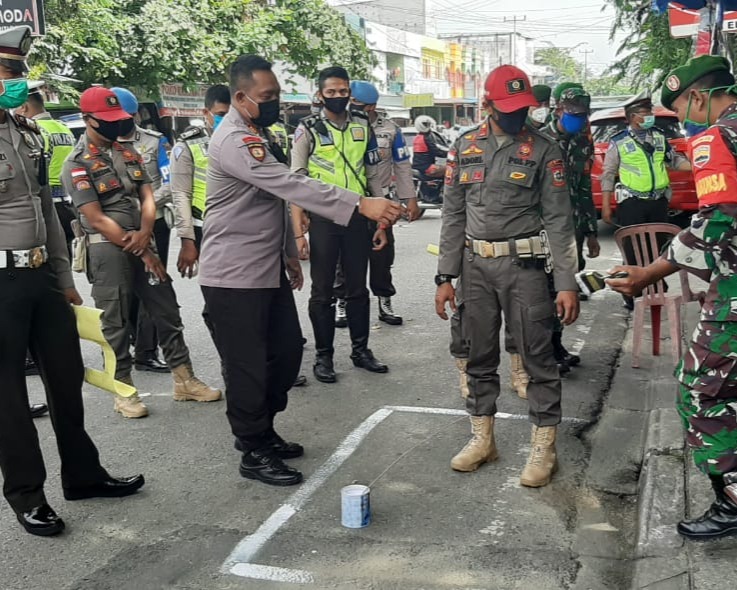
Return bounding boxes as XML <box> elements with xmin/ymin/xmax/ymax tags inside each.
<box><xmin>609</xmin><ymin>55</ymin><xmax>737</xmax><ymax>540</ymax></box>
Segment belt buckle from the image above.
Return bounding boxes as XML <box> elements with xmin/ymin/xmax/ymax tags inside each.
<box><xmin>29</xmin><ymin>247</ymin><xmax>44</xmax><ymax>268</ymax></box>
<box><xmin>480</xmin><ymin>242</ymin><xmax>495</xmax><ymax>258</ymax></box>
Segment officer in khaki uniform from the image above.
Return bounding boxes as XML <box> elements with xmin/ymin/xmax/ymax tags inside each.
<box><xmin>171</xmin><ymin>84</ymin><xmax>230</xmax><ymax>278</ymax></box>
<box><xmin>0</xmin><ymin>26</ymin><xmax>144</xmax><ymax>537</ymax></box>
<box><xmin>436</xmin><ymin>65</ymin><xmax>580</xmax><ymax>488</ymax></box>
<box><xmin>63</xmin><ymin>87</ymin><xmax>221</xmax><ymax>419</ymax></box>
<box><xmin>113</xmin><ymin>87</ymin><xmax>174</xmax><ymax>373</ymax></box>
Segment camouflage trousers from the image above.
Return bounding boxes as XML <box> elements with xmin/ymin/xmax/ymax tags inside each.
<box><xmin>668</xmin><ymin>205</ymin><xmax>737</xmax><ymax>476</ymax></box>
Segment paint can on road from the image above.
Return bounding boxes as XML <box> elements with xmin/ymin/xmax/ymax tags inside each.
<box><xmin>341</xmin><ymin>484</ymin><xmax>371</xmax><ymax>528</ymax></box>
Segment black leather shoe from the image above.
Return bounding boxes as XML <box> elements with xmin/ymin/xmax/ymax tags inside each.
<box><xmin>293</xmin><ymin>374</ymin><xmax>307</xmax><ymax>387</ymax></box>
<box><xmin>25</xmin><ymin>358</ymin><xmax>39</xmax><ymax>376</ymax></box>
<box><xmin>313</xmin><ymin>357</ymin><xmax>337</xmax><ymax>383</ymax></box>
<box><xmin>134</xmin><ymin>356</ymin><xmax>170</xmax><ymax>373</ymax></box>
<box><xmin>30</xmin><ymin>403</ymin><xmax>49</xmax><ymax>419</ymax></box>
<box><xmin>17</xmin><ymin>504</ymin><xmax>65</xmax><ymax>537</ymax></box>
<box><xmin>239</xmin><ymin>448</ymin><xmax>303</xmax><ymax>486</ymax></box>
<box><xmin>235</xmin><ymin>434</ymin><xmax>305</xmax><ymax>459</ymax></box>
<box><xmin>351</xmin><ymin>349</ymin><xmax>388</xmax><ymax>373</ymax></box>
<box><xmin>64</xmin><ymin>474</ymin><xmax>145</xmax><ymax>501</ymax></box>
<box><xmin>557</xmin><ymin>360</ymin><xmax>571</xmax><ymax>375</ymax></box>
<box><xmin>677</xmin><ymin>497</ymin><xmax>737</xmax><ymax>540</ymax></box>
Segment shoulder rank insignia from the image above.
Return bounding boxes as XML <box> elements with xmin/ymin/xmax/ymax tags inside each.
<box><xmin>461</xmin><ymin>144</ymin><xmax>484</xmax><ymax>156</ymax></box>
<box><xmin>13</xmin><ymin>114</ymin><xmax>40</xmax><ymax>134</ymax></box>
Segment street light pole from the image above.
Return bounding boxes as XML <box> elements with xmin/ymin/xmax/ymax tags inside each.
<box><xmin>579</xmin><ymin>47</ymin><xmax>594</xmax><ymax>86</ymax></box>
<box><xmin>503</xmin><ymin>15</ymin><xmax>526</xmax><ymax>64</ymax></box>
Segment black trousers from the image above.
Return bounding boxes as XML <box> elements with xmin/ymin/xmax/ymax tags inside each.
<box><xmin>617</xmin><ymin>197</ymin><xmax>670</xmax><ymax>265</ymax></box>
<box><xmin>308</xmin><ymin>211</ymin><xmax>371</xmax><ymax>358</ymax></box>
<box><xmin>132</xmin><ymin>217</ymin><xmax>171</xmax><ymax>360</ymax></box>
<box><xmin>54</xmin><ymin>201</ymin><xmax>76</xmax><ymax>259</ymax></box>
<box><xmin>202</xmin><ymin>274</ymin><xmax>303</xmax><ymax>451</ymax></box>
<box><xmin>334</xmin><ymin>223</ymin><xmax>396</xmax><ymax>299</ymax></box>
<box><xmin>0</xmin><ymin>264</ymin><xmax>107</xmax><ymax>513</ymax></box>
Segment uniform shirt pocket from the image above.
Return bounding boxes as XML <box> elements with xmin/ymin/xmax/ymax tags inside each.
<box><xmin>500</xmin><ymin>166</ymin><xmax>538</xmax><ymax>206</ymax></box>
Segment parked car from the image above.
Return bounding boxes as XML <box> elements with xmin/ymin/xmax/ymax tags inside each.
<box><xmin>589</xmin><ymin>106</ymin><xmax>697</xmax><ymax>220</ymax></box>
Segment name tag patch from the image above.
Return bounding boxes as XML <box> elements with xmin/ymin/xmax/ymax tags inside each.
<box><xmin>351</xmin><ymin>127</ymin><xmax>365</xmax><ymax>142</ymax></box>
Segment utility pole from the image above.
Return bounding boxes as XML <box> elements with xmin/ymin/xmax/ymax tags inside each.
<box><xmin>503</xmin><ymin>15</ymin><xmax>526</xmax><ymax>65</ymax></box>
<box><xmin>579</xmin><ymin>47</ymin><xmax>594</xmax><ymax>86</ymax></box>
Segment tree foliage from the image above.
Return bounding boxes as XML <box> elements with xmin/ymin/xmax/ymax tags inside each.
<box><xmin>605</xmin><ymin>0</ymin><xmax>692</xmax><ymax>90</ymax></box>
<box><xmin>535</xmin><ymin>47</ymin><xmax>584</xmax><ymax>83</ymax></box>
<box><xmin>29</xmin><ymin>0</ymin><xmax>376</xmax><ymax>98</ymax></box>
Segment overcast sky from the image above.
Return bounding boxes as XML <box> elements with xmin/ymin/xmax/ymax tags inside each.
<box><xmin>427</xmin><ymin>0</ymin><xmax>627</xmax><ymax>75</ymax></box>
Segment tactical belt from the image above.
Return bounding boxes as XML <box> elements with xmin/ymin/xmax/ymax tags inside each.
<box><xmin>465</xmin><ymin>236</ymin><xmax>544</xmax><ymax>259</ymax></box>
<box><xmin>0</xmin><ymin>245</ymin><xmax>48</xmax><ymax>269</ymax></box>
<box><xmin>87</xmin><ymin>234</ymin><xmax>110</xmax><ymax>244</ymax></box>
<box><xmin>616</xmin><ymin>185</ymin><xmax>668</xmax><ymax>202</ymax></box>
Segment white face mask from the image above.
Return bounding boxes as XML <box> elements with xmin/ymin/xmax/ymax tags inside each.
<box><xmin>530</xmin><ymin>106</ymin><xmax>550</xmax><ymax>124</ymax></box>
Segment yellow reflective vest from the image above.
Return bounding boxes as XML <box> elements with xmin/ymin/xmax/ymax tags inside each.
<box><xmin>613</xmin><ymin>130</ymin><xmax>669</xmax><ymax>194</ymax></box>
<box><xmin>36</xmin><ymin>116</ymin><xmax>75</xmax><ymax>189</ymax></box>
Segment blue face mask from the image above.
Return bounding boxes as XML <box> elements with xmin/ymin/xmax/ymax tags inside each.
<box><xmin>684</xmin><ymin>122</ymin><xmax>708</xmax><ymax>137</ymax></box>
<box><xmin>212</xmin><ymin>114</ymin><xmax>224</xmax><ymax>130</ymax></box>
<box><xmin>560</xmin><ymin>112</ymin><xmax>586</xmax><ymax>135</ymax></box>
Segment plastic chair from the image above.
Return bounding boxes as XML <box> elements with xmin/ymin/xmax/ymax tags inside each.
<box><xmin>614</xmin><ymin>223</ymin><xmax>704</xmax><ymax>368</ymax></box>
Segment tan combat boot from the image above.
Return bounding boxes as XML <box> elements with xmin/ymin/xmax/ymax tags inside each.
<box><xmin>113</xmin><ymin>375</ymin><xmax>149</xmax><ymax>419</ymax></box>
<box><xmin>450</xmin><ymin>416</ymin><xmax>499</xmax><ymax>472</ymax></box>
<box><xmin>455</xmin><ymin>358</ymin><xmax>469</xmax><ymax>399</ymax></box>
<box><xmin>172</xmin><ymin>364</ymin><xmax>222</xmax><ymax>402</ymax></box>
<box><xmin>509</xmin><ymin>353</ymin><xmax>529</xmax><ymax>400</ymax></box>
<box><xmin>520</xmin><ymin>425</ymin><xmax>558</xmax><ymax>487</ymax></box>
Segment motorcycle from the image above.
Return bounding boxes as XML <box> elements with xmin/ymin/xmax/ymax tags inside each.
<box><xmin>411</xmin><ymin>167</ymin><xmax>445</xmax><ymax>219</ymax></box>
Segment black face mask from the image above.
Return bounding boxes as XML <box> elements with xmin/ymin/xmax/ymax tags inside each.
<box><xmin>91</xmin><ymin>117</ymin><xmax>121</xmax><ymax>142</ymax></box>
<box><xmin>323</xmin><ymin>96</ymin><xmax>350</xmax><ymax>114</ymax></box>
<box><xmin>492</xmin><ymin>107</ymin><xmax>528</xmax><ymax>135</ymax></box>
<box><xmin>246</xmin><ymin>95</ymin><xmax>281</xmax><ymax>128</ymax></box>
<box><xmin>118</xmin><ymin>118</ymin><xmax>135</xmax><ymax>137</ymax></box>
<box><xmin>351</xmin><ymin>103</ymin><xmax>367</xmax><ymax>112</ymax></box>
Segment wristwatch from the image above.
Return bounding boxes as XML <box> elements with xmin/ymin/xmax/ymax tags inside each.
<box><xmin>434</xmin><ymin>274</ymin><xmax>455</xmax><ymax>286</ymax></box>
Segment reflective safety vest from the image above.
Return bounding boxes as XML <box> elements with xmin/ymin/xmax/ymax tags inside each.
<box><xmin>183</xmin><ymin>133</ymin><xmax>209</xmax><ymax>218</ymax></box>
<box><xmin>305</xmin><ymin>116</ymin><xmax>369</xmax><ymax>195</ymax></box>
<box><xmin>613</xmin><ymin>131</ymin><xmax>669</xmax><ymax>194</ymax></box>
<box><xmin>36</xmin><ymin>117</ymin><xmax>75</xmax><ymax>188</ymax></box>
<box><xmin>270</xmin><ymin>122</ymin><xmax>289</xmax><ymax>157</ymax></box>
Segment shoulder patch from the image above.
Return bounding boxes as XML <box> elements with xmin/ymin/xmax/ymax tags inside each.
<box><xmin>547</xmin><ymin>159</ymin><xmax>566</xmax><ymax>187</ymax></box>
<box><xmin>172</xmin><ymin>145</ymin><xmax>184</xmax><ymax>160</ymax></box>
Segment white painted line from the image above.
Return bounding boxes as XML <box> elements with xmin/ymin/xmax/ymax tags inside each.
<box><xmin>223</xmin><ymin>404</ymin><xmax>586</xmax><ymax>582</ymax></box>
<box><xmin>223</xmin><ymin>407</ymin><xmax>394</xmax><ymax>574</ymax></box>
<box><xmin>230</xmin><ymin>564</ymin><xmax>314</xmax><ymax>584</ymax></box>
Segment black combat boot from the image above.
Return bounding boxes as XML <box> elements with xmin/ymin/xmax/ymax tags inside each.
<box><xmin>348</xmin><ymin>296</ymin><xmax>388</xmax><ymax>373</ymax></box>
<box><xmin>309</xmin><ymin>302</ymin><xmax>337</xmax><ymax>383</ymax></box>
<box><xmin>378</xmin><ymin>296</ymin><xmax>403</xmax><ymax>326</ymax></box>
<box><xmin>552</xmin><ymin>331</ymin><xmax>580</xmax><ymax>368</ymax></box>
<box><xmin>677</xmin><ymin>474</ymin><xmax>737</xmax><ymax>540</ymax></box>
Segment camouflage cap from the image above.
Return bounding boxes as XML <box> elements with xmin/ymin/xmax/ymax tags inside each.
<box><xmin>661</xmin><ymin>55</ymin><xmax>734</xmax><ymax>111</ymax></box>
<box><xmin>559</xmin><ymin>87</ymin><xmax>591</xmax><ymax>114</ymax></box>
<box><xmin>532</xmin><ymin>84</ymin><xmax>552</xmax><ymax>103</ymax></box>
<box><xmin>552</xmin><ymin>81</ymin><xmax>583</xmax><ymax>102</ymax></box>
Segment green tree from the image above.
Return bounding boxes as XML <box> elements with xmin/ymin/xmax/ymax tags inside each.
<box><xmin>585</xmin><ymin>74</ymin><xmax>635</xmax><ymax>97</ymax></box>
<box><xmin>535</xmin><ymin>47</ymin><xmax>584</xmax><ymax>83</ymax></box>
<box><xmin>605</xmin><ymin>0</ymin><xmax>692</xmax><ymax>89</ymax></box>
<box><xmin>30</xmin><ymin>0</ymin><xmax>376</xmax><ymax>98</ymax></box>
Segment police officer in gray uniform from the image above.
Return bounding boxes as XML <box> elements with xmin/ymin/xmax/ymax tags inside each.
<box><xmin>0</xmin><ymin>26</ymin><xmax>144</xmax><ymax>537</ymax></box>
<box><xmin>436</xmin><ymin>65</ymin><xmax>579</xmax><ymax>489</ymax></box>
<box><xmin>113</xmin><ymin>86</ymin><xmax>174</xmax><ymax>373</ymax></box>
<box><xmin>63</xmin><ymin>87</ymin><xmax>221</xmax><ymax>420</ymax></box>
<box><xmin>201</xmin><ymin>55</ymin><xmax>401</xmax><ymax>487</ymax></box>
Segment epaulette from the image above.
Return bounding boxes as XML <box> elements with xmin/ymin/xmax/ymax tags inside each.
<box><xmin>13</xmin><ymin>113</ymin><xmax>40</xmax><ymax>134</ymax></box>
<box><xmin>300</xmin><ymin>114</ymin><xmax>320</xmax><ymax>129</ymax></box>
<box><xmin>610</xmin><ymin>129</ymin><xmax>629</xmax><ymax>143</ymax></box>
<box><xmin>139</xmin><ymin>126</ymin><xmax>162</xmax><ymax>138</ymax></box>
<box><xmin>526</xmin><ymin>124</ymin><xmax>556</xmax><ymax>145</ymax></box>
<box><xmin>179</xmin><ymin>126</ymin><xmax>206</xmax><ymax>141</ymax></box>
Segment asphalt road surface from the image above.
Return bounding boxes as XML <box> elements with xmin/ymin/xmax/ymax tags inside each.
<box><xmin>1</xmin><ymin>213</ymin><xmax>634</xmax><ymax>590</ymax></box>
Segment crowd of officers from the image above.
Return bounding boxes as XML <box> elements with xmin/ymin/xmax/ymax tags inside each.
<box><xmin>4</xmin><ymin>17</ymin><xmax>737</xmax><ymax>545</ymax></box>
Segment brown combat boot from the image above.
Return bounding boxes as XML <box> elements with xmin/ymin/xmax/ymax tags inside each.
<box><xmin>520</xmin><ymin>425</ymin><xmax>558</xmax><ymax>487</ymax></box>
<box><xmin>450</xmin><ymin>416</ymin><xmax>498</xmax><ymax>472</ymax></box>
<box><xmin>455</xmin><ymin>358</ymin><xmax>469</xmax><ymax>399</ymax></box>
<box><xmin>113</xmin><ymin>375</ymin><xmax>149</xmax><ymax>419</ymax></box>
<box><xmin>509</xmin><ymin>353</ymin><xmax>529</xmax><ymax>400</ymax></box>
<box><xmin>172</xmin><ymin>364</ymin><xmax>222</xmax><ymax>402</ymax></box>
